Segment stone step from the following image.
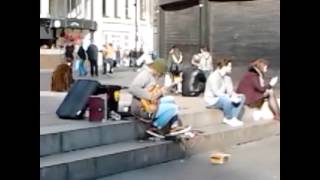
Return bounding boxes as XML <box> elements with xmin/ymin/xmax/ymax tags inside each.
<box><xmin>40</xmin><ymin>113</ymin><xmax>222</xmax><ymax>157</ymax></box>
<box><xmin>40</xmin><ymin>108</ymin><xmax>224</xmax><ymax>157</ymax></box>
<box><xmin>40</xmin><ymin>93</ymin><xmax>280</xmax><ymax>157</ymax></box>
<box><xmin>40</xmin><ymin>119</ymin><xmax>279</xmax><ymax>180</ymax></box>
<box><xmin>40</xmin><ymin>104</ymin><xmax>274</xmax><ymax>157</ymax></box>
<box><xmin>188</xmin><ymin>119</ymin><xmax>280</xmax><ymax>154</ymax></box>
<box><xmin>180</xmin><ymin>108</ymin><xmax>223</xmax><ymax>129</ymax></box>
<box><xmin>40</xmin><ymin>118</ymin><xmax>142</xmax><ymax>157</ymax></box>
<box><xmin>40</xmin><ymin>140</ymin><xmax>180</xmax><ymax>180</ymax></box>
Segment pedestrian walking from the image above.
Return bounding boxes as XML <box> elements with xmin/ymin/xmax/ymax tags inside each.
<box><xmin>86</xmin><ymin>43</ymin><xmax>99</xmax><ymax>77</ymax></box>
<box><xmin>77</xmin><ymin>42</ymin><xmax>88</xmax><ymax>76</ymax></box>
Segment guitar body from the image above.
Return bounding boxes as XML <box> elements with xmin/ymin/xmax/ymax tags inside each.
<box><xmin>141</xmin><ymin>85</ymin><xmax>162</xmax><ymax>113</ymax></box>
<box><xmin>140</xmin><ymin>79</ymin><xmax>182</xmax><ymax>113</ymax></box>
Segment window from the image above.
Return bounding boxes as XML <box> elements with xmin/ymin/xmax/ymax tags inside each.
<box><xmin>140</xmin><ymin>0</ymin><xmax>146</xmax><ymax>20</ymax></box>
<box><xmin>40</xmin><ymin>0</ymin><xmax>41</xmax><ymax>15</ymax></box>
<box><xmin>67</xmin><ymin>0</ymin><xmax>77</xmax><ymax>13</ymax></box>
<box><xmin>72</xmin><ymin>0</ymin><xmax>77</xmax><ymax>10</ymax></box>
<box><xmin>49</xmin><ymin>0</ymin><xmax>53</xmax><ymax>16</ymax></box>
<box><xmin>102</xmin><ymin>0</ymin><xmax>107</xmax><ymax>17</ymax></box>
<box><xmin>114</xmin><ymin>0</ymin><xmax>120</xmax><ymax>18</ymax></box>
<box><xmin>125</xmin><ymin>0</ymin><xmax>130</xmax><ymax>19</ymax></box>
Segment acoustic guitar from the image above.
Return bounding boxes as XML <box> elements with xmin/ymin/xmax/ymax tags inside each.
<box><xmin>140</xmin><ymin>79</ymin><xmax>182</xmax><ymax>113</ymax></box>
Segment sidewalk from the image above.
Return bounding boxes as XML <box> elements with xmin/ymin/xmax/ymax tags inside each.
<box><xmin>40</xmin><ymin>66</ymin><xmax>133</xmax><ymax>73</ymax></box>
<box><xmin>97</xmin><ymin>136</ymin><xmax>280</xmax><ymax>180</ymax></box>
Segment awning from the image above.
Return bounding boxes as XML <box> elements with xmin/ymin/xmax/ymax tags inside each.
<box><xmin>159</xmin><ymin>0</ymin><xmax>254</xmax><ymax>11</ymax></box>
<box><xmin>159</xmin><ymin>0</ymin><xmax>200</xmax><ymax>11</ymax></box>
<box><xmin>61</xmin><ymin>18</ymin><xmax>97</xmax><ymax>31</ymax></box>
<box><xmin>43</xmin><ymin>18</ymin><xmax>97</xmax><ymax>31</ymax></box>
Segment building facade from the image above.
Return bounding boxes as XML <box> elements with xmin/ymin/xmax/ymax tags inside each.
<box><xmin>158</xmin><ymin>0</ymin><xmax>280</xmax><ymax>68</ymax></box>
<box><xmin>97</xmin><ymin>0</ymin><xmax>155</xmax><ymax>52</ymax></box>
<box><xmin>40</xmin><ymin>0</ymin><xmax>155</xmax><ymax>51</ymax></box>
<box><xmin>40</xmin><ymin>0</ymin><xmax>155</xmax><ymax>68</ymax></box>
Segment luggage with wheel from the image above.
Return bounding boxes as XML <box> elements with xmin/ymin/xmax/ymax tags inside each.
<box><xmin>56</xmin><ymin>79</ymin><xmax>101</xmax><ymax>119</ymax></box>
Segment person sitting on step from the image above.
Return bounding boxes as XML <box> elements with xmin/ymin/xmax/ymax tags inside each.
<box><xmin>129</xmin><ymin>59</ymin><xmax>188</xmax><ymax>137</ymax></box>
<box><xmin>236</xmin><ymin>58</ymin><xmax>280</xmax><ymax>121</ymax></box>
<box><xmin>204</xmin><ymin>57</ymin><xmax>246</xmax><ymax>127</ymax></box>
<box><xmin>181</xmin><ymin>54</ymin><xmax>206</xmax><ymax>97</ymax></box>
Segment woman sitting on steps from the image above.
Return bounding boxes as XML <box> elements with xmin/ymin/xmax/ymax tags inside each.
<box><xmin>236</xmin><ymin>58</ymin><xmax>280</xmax><ymax>121</ymax></box>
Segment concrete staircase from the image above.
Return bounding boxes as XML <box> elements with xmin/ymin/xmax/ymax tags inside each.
<box><xmin>40</xmin><ymin>96</ymin><xmax>280</xmax><ymax>180</ymax></box>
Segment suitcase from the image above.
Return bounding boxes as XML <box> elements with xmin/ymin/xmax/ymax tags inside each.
<box><xmin>56</xmin><ymin>79</ymin><xmax>101</xmax><ymax>119</ymax></box>
<box><xmin>88</xmin><ymin>96</ymin><xmax>105</xmax><ymax>122</ymax></box>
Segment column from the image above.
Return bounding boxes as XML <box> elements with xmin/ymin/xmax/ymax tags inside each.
<box><xmin>158</xmin><ymin>7</ymin><xmax>165</xmax><ymax>58</ymax></box>
<box><xmin>199</xmin><ymin>0</ymin><xmax>209</xmax><ymax>49</ymax></box>
<box><xmin>40</xmin><ymin>0</ymin><xmax>50</xmax><ymax>18</ymax></box>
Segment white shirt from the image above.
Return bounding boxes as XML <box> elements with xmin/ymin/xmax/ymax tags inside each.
<box><xmin>199</xmin><ymin>52</ymin><xmax>213</xmax><ymax>71</ymax></box>
<box><xmin>204</xmin><ymin>70</ymin><xmax>233</xmax><ymax>106</ymax></box>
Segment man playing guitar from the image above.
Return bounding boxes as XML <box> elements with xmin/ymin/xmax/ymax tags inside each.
<box><xmin>128</xmin><ymin>59</ymin><xmax>189</xmax><ymax>137</ymax></box>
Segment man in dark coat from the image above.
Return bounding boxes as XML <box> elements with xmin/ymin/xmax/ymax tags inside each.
<box><xmin>86</xmin><ymin>43</ymin><xmax>99</xmax><ymax>77</ymax></box>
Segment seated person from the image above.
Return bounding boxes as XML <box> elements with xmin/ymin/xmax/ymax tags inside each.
<box><xmin>204</xmin><ymin>58</ymin><xmax>245</xmax><ymax>127</ymax></box>
<box><xmin>236</xmin><ymin>58</ymin><xmax>280</xmax><ymax>121</ymax></box>
<box><xmin>129</xmin><ymin>59</ymin><xmax>186</xmax><ymax>136</ymax></box>
<box><xmin>51</xmin><ymin>62</ymin><xmax>74</xmax><ymax>92</ymax></box>
<box><xmin>168</xmin><ymin>46</ymin><xmax>183</xmax><ymax>94</ymax></box>
<box><xmin>198</xmin><ymin>46</ymin><xmax>214</xmax><ymax>78</ymax></box>
<box><xmin>181</xmin><ymin>54</ymin><xmax>206</xmax><ymax>97</ymax></box>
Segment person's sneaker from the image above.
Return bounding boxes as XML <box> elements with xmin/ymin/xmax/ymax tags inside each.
<box><xmin>222</xmin><ymin>118</ymin><xmax>242</xmax><ymax>127</ymax></box>
<box><xmin>222</xmin><ymin>118</ymin><xmax>236</xmax><ymax>126</ymax></box>
<box><xmin>146</xmin><ymin>128</ymin><xmax>165</xmax><ymax>138</ymax></box>
<box><xmin>231</xmin><ymin>118</ymin><xmax>244</xmax><ymax>126</ymax></box>
<box><xmin>169</xmin><ymin>125</ymin><xmax>192</xmax><ymax>136</ymax></box>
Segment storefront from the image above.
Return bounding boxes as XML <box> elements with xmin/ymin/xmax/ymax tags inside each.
<box><xmin>40</xmin><ymin>18</ymin><xmax>97</xmax><ymax>48</ymax></box>
<box><xmin>40</xmin><ymin>18</ymin><xmax>55</xmax><ymax>48</ymax></box>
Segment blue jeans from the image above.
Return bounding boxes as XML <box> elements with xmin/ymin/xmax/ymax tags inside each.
<box><xmin>103</xmin><ymin>58</ymin><xmax>114</xmax><ymax>74</ymax></box>
<box><xmin>78</xmin><ymin>59</ymin><xmax>87</xmax><ymax>76</ymax></box>
<box><xmin>209</xmin><ymin>95</ymin><xmax>245</xmax><ymax>119</ymax></box>
<box><xmin>153</xmin><ymin>96</ymin><xmax>178</xmax><ymax>129</ymax></box>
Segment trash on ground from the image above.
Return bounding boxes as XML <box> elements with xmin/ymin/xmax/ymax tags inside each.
<box><xmin>209</xmin><ymin>152</ymin><xmax>231</xmax><ymax>164</ymax></box>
